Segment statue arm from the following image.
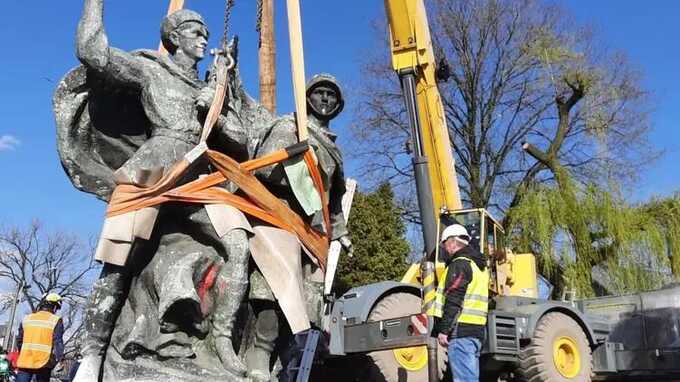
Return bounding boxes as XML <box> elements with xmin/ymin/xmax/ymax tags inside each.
<box><xmin>309</xmin><ymin>134</ymin><xmax>349</xmax><ymax>240</ymax></box>
<box><xmin>208</xmin><ymin>112</ymin><xmax>252</xmax><ymax>161</ymax></box>
<box><xmin>76</xmin><ymin>0</ymin><xmax>148</xmax><ymax>88</ymax></box>
<box><xmin>215</xmin><ymin>114</ymin><xmax>248</xmax><ymax>147</ymax></box>
<box><xmin>330</xmin><ymin>200</ymin><xmax>349</xmax><ymax>240</ymax></box>
<box><xmin>328</xmin><ymin>167</ymin><xmax>349</xmax><ymax>240</ymax></box>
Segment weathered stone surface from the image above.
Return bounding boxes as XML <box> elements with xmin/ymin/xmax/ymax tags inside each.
<box><xmin>54</xmin><ymin>65</ymin><xmax>147</xmax><ymax>201</ymax></box>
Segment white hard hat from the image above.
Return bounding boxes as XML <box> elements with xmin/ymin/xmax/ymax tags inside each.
<box><xmin>441</xmin><ymin>224</ymin><xmax>470</xmax><ymax>244</ymax></box>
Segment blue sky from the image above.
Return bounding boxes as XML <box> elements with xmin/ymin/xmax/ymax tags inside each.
<box><xmin>0</xmin><ymin>0</ymin><xmax>678</xmax><ymax>240</ymax></box>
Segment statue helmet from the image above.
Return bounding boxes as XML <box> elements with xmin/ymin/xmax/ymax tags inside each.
<box><xmin>160</xmin><ymin>9</ymin><xmax>207</xmax><ymax>53</ymax></box>
<box><xmin>306</xmin><ymin>73</ymin><xmax>345</xmax><ymax>120</ymax></box>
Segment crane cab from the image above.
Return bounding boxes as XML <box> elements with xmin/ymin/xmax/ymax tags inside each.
<box><xmin>402</xmin><ymin>208</ymin><xmax>539</xmax><ymax>299</ymax></box>
<box><xmin>446</xmin><ymin>208</ymin><xmax>539</xmax><ymax>299</ymax></box>
<box><xmin>445</xmin><ymin>208</ymin><xmax>505</xmax><ymax>261</ymax></box>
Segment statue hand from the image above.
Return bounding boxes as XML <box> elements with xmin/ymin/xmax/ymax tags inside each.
<box><xmin>339</xmin><ymin>235</ymin><xmax>353</xmax><ymax>257</ymax></box>
<box><xmin>196</xmin><ymin>86</ymin><xmax>216</xmax><ymax>111</ymax></box>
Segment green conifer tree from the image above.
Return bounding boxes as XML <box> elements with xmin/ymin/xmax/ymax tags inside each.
<box><xmin>334</xmin><ymin>183</ymin><xmax>410</xmax><ymax>294</ymax></box>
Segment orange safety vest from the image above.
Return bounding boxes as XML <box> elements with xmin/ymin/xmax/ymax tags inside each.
<box><xmin>17</xmin><ymin>311</ymin><xmax>60</xmax><ymax>369</ymax></box>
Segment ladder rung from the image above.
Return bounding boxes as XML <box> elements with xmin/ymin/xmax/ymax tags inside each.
<box><xmin>295</xmin><ymin>329</ymin><xmax>320</xmax><ymax>382</ymax></box>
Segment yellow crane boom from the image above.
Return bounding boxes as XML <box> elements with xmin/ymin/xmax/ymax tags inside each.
<box><xmin>384</xmin><ymin>0</ymin><xmax>462</xmax><ymax>216</ymax></box>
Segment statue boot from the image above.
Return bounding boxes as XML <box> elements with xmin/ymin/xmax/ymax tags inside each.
<box><xmin>247</xmin><ymin>304</ymin><xmax>279</xmax><ymax>382</ymax></box>
<box><xmin>72</xmin><ymin>265</ymin><xmax>128</xmax><ymax>382</ymax></box>
<box><xmin>213</xmin><ymin>229</ymin><xmax>250</xmax><ymax>377</ymax></box>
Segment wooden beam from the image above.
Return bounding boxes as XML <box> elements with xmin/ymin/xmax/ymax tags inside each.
<box><xmin>259</xmin><ymin>0</ymin><xmax>276</xmax><ymax>114</ymax></box>
<box><xmin>286</xmin><ymin>0</ymin><xmax>308</xmax><ymax>141</ymax></box>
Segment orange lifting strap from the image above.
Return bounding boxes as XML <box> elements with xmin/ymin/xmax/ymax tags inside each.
<box><xmin>106</xmin><ymin>147</ymin><xmax>330</xmax><ymax>270</ymax></box>
<box><xmin>125</xmin><ymin>0</ymin><xmax>331</xmax><ymax>268</ymax></box>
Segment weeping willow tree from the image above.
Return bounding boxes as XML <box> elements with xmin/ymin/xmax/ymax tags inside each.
<box><xmin>639</xmin><ymin>196</ymin><xmax>680</xmax><ymax>275</ymax></box>
<box><xmin>508</xmin><ymin>167</ymin><xmax>680</xmax><ymax>298</ymax></box>
<box><xmin>498</xmin><ymin>8</ymin><xmax>676</xmax><ymax>298</ymax></box>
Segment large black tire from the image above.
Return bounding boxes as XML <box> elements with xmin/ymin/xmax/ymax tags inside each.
<box><xmin>518</xmin><ymin>312</ymin><xmax>592</xmax><ymax>382</ymax></box>
<box><xmin>364</xmin><ymin>293</ymin><xmax>447</xmax><ymax>382</ymax></box>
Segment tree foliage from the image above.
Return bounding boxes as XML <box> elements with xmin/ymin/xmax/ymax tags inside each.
<box><xmin>334</xmin><ymin>183</ymin><xmax>411</xmax><ymax>294</ymax></box>
<box><xmin>0</xmin><ymin>221</ymin><xmax>98</xmax><ymax>353</ymax></box>
<box><xmin>352</xmin><ymin>0</ymin><xmax>656</xmax><ymax>221</ymax></box>
<box><xmin>509</xmin><ymin>168</ymin><xmax>679</xmax><ymax>297</ymax></box>
<box><xmin>640</xmin><ymin>197</ymin><xmax>680</xmax><ymax>275</ymax></box>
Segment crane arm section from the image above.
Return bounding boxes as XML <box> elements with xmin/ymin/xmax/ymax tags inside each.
<box><xmin>384</xmin><ymin>0</ymin><xmax>462</xmax><ymax>215</ymax></box>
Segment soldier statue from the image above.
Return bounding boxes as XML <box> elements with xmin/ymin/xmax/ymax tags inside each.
<box><xmin>58</xmin><ymin>1</ymin><xmax>268</xmax><ymax>380</ymax></box>
<box><xmin>55</xmin><ymin>1</ymin><xmax>352</xmax><ymax>381</ymax></box>
<box><xmin>246</xmin><ymin>73</ymin><xmax>352</xmax><ymax>381</ymax></box>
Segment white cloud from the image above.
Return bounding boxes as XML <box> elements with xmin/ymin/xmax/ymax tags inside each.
<box><xmin>0</xmin><ymin>135</ymin><xmax>20</xmax><ymax>151</ymax></box>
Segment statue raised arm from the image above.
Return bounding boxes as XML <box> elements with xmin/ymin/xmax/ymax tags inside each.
<box><xmin>77</xmin><ymin>0</ymin><xmax>153</xmax><ymax>88</ymax></box>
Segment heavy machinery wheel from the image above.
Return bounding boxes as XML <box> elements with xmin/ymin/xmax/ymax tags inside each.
<box><xmin>518</xmin><ymin>312</ymin><xmax>592</xmax><ymax>382</ymax></box>
<box><xmin>364</xmin><ymin>292</ymin><xmax>447</xmax><ymax>382</ymax></box>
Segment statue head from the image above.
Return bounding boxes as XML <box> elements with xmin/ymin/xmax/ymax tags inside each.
<box><xmin>306</xmin><ymin>73</ymin><xmax>345</xmax><ymax>122</ymax></box>
<box><xmin>161</xmin><ymin>9</ymin><xmax>209</xmax><ymax>61</ymax></box>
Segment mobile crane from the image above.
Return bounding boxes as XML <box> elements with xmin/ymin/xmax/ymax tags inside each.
<box><xmin>314</xmin><ymin>0</ymin><xmax>606</xmax><ymax>380</ymax></box>
<box><xmin>319</xmin><ymin>1</ymin><xmax>680</xmax><ymax>382</ymax></box>
<box><xmin>321</xmin><ymin>0</ymin><xmax>609</xmax><ymax>380</ymax></box>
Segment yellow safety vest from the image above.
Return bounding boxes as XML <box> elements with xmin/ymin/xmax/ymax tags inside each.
<box><xmin>17</xmin><ymin>311</ymin><xmax>60</xmax><ymax>369</ymax></box>
<box><xmin>431</xmin><ymin>257</ymin><xmax>489</xmax><ymax>326</ymax></box>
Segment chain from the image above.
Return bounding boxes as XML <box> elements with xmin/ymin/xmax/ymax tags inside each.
<box><xmin>255</xmin><ymin>0</ymin><xmax>264</xmax><ymax>33</ymax></box>
<box><xmin>222</xmin><ymin>0</ymin><xmax>236</xmax><ymax>49</ymax></box>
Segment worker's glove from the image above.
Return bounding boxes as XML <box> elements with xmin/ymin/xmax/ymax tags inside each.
<box><xmin>339</xmin><ymin>235</ymin><xmax>353</xmax><ymax>257</ymax></box>
<box><xmin>196</xmin><ymin>86</ymin><xmax>216</xmax><ymax>111</ymax></box>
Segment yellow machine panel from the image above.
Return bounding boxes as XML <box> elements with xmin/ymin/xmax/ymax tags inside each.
<box><xmin>401</xmin><ymin>262</ymin><xmax>447</xmax><ymax>285</ymax></box>
<box><xmin>496</xmin><ymin>253</ymin><xmax>539</xmax><ymax>298</ymax></box>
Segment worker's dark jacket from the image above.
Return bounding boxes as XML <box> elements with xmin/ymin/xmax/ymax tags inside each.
<box><xmin>434</xmin><ymin>245</ymin><xmax>487</xmax><ymax>340</ymax></box>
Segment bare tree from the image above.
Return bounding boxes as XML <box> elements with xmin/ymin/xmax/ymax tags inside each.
<box><xmin>351</xmin><ymin>0</ymin><xmax>656</xmax><ymax>223</ymax></box>
<box><xmin>0</xmin><ymin>221</ymin><xmax>98</xmax><ymax>354</ymax></box>
<box><xmin>0</xmin><ymin>292</ymin><xmax>12</xmax><ymax>314</ymax></box>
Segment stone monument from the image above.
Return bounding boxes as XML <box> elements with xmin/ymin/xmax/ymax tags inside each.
<box><xmin>54</xmin><ymin>1</ymin><xmax>350</xmax><ymax>381</ymax></box>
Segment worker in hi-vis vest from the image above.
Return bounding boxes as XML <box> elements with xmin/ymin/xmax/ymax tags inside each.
<box><xmin>15</xmin><ymin>293</ymin><xmax>64</xmax><ymax>382</ymax></box>
<box><xmin>433</xmin><ymin>224</ymin><xmax>489</xmax><ymax>382</ymax></box>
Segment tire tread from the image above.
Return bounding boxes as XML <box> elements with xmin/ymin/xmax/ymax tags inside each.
<box><xmin>517</xmin><ymin>312</ymin><xmax>592</xmax><ymax>382</ymax></box>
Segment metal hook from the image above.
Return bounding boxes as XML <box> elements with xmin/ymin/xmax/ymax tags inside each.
<box><xmin>210</xmin><ymin>48</ymin><xmax>235</xmax><ymax>70</ymax></box>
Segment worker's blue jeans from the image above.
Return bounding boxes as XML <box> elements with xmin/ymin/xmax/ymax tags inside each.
<box><xmin>16</xmin><ymin>368</ymin><xmax>52</xmax><ymax>382</ymax></box>
<box><xmin>448</xmin><ymin>337</ymin><xmax>481</xmax><ymax>381</ymax></box>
